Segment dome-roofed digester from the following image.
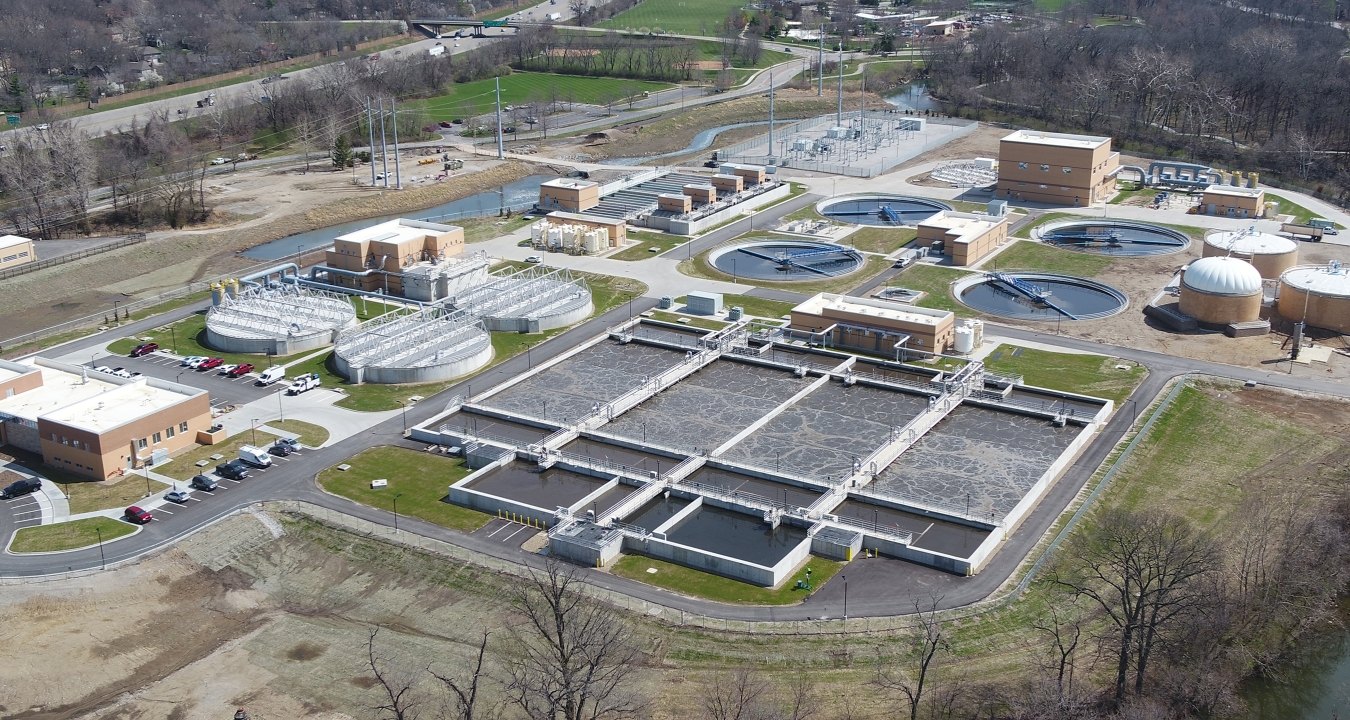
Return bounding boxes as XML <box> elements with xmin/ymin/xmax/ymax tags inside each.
<box><xmin>1178</xmin><ymin>256</ymin><xmax>1263</xmax><ymax>325</ymax></box>
<box><xmin>1203</xmin><ymin>228</ymin><xmax>1299</xmax><ymax>279</ymax></box>
<box><xmin>1277</xmin><ymin>262</ymin><xmax>1350</xmax><ymax>333</ymax></box>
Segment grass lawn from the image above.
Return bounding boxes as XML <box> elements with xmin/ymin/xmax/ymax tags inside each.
<box><xmin>1107</xmin><ymin>384</ymin><xmax>1327</xmax><ymax>526</ymax></box>
<box><xmin>599</xmin><ymin>0</ymin><xmax>761</xmax><ymax>36</ymax></box>
<box><xmin>985</xmin><ymin>240</ymin><xmax>1112</xmax><ymax>277</ymax></box>
<box><xmin>317</xmin><ymin>446</ymin><xmax>489</xmax><ymax>533</ymax></box>
<box><xmin>460</xmin><ymin>214</ymin><xmax>534</xmax><ymax>243</ymax></box>
<box><xmin>649</xmin><ymin>311</ymin><xmax>727</xmax><ymax>330</ymax></box>
<box><xmin>106</xmin><ymin>312</ymin><xmax>307</xmax><ymax>366</ymax></box>
<box><xmin>157</xmin><ymin>430</ymin><xmax>280</xmax><ymax>482</ymax></box>
<box><xmin>845</xmin><ymin>226</ymin><xmax>918</xmax><ymax>255</ymax></box>
<box><xmin>409</xmin><ymin>73</ymin><xmax>671</xmax><ymax>121</ymax></box>
<box><xmin>675</xmin><ymin>293</ymin><xmax>795</xmax><ymax>320</ymax></box>
<box><xmin>265</xmin><ymin>419</ymin><xmax>330</xmax><ymax>447</ymax></box>
<box><xmin>610</xmin><ymin>230</ymin><xmax>688</xmax><ymax>261</ymax></box>
<box><xmin>9</xmin><ymin>517</ymin><xmax>137</xmax><ymax>553</ymax></box>
<box><xmin>61</xmin><ymin>472</ymin><xmax>169</xmax><ymax>514</ymax></box>
<box><xmin>1266</xmin><ymin>192</ymin><xmax>1336</xmax><ymax>226</ymax></box>
<box><xmin>888</xmin><ymin>264</ymin><xmax>974</xmax><ymax>313</ymax></box>
<box><xmin>982</xmin><ymin>344</ymin><xmax>1146</xmax><ymax>404</ymax></box>
<box><xmin>610</xmin><ymin>554</ymin><xmax>843</xmax><ymax>604</ymax></box>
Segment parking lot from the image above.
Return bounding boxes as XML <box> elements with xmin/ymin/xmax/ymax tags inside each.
<box><xmin>5</xmin><ymin>491</ymin><xmax>47</xmax><ymax>529</ymax></box>
<box><xmin>144</xmin><ymin>441</ymin><xmax>307</xmax><ymax>516</ymax></box>
<box><xmin>91</xmin><ymin>351</ymin><xmax>283</xmax><ymax>408</ymax></box>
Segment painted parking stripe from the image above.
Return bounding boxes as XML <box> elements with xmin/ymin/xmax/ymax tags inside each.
<box><xmin>501</xmin><ymin>526</ymin><xmax>530</xmax><ymax>543</ymax></box>
<box><xmin>12</xmin><ymin>509</ymin><xmax>43</xmax><ymax>518</ymax></box>
<box><xmin>155</xmin><ymin>507</ymin><xmax>174</xmax><ymax>515</ymax></box>
<box><xmin>486</xmin><ymin>520</ymin><xmax>511</xmax><ymax>538</ymax></box>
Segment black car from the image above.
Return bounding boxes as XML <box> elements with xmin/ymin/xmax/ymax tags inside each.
<box><xmin>269</xmin><ymin>443</ymin><xmax>294</xmax><ymax>457</ymax></box>
<box><xmin>0</xmin><ymin>478</ymin><xmax>41</xmax><ymax>499</ymax></box>
<box><xmin>215</xmin><ymin>461</ymin><xmax>250</xmax><ymax>481</ymax></box>
<box><xmin>189</xmin><ymin>474</ymin><xmax>220</xmax><ymax>491</ymax></box>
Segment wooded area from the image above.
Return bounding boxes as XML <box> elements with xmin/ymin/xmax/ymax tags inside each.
<box><xmin>927</xmin><ymin>0</ymin><xmax>1350</xmax><ymax>204</ymax></box>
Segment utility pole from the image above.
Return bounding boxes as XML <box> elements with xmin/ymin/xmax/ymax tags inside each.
<box><xmin>817</xmin><ymin>25</ymin><xmax>824</xmax><ymax>96</ymax></box>
<box><xmin>366</xmin><ymin>98</ymin><xmax>376</xmax><ymax>186</ymax></box>
<box><xmin>836</xmin><ymin>45</ymin><xmax>844</xmax><ymax>125</ymax></box>
<box><xmin>391</xmin><ymin>97</ymin><xmax>402</xmax><ymax>189</ymax></box>
<box><xmin>860</xmin><ymin>69</ymin><xmax>866</xmax><ymax>128</ymax></box>
<box><xmin>494</xmin><ymin>77</ymin><xmax>505</xmax><ymax>160</ymax></box>
<box><xmin>378</xmin><ymin>97</ymin><xmax>389</xmax><ymax>188</ymax></box>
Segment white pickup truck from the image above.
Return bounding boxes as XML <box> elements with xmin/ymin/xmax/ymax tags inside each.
<box><xmin>286</xmin><ymin>372</ymin><xmax>322</xmax><ymax>395</ymax></box>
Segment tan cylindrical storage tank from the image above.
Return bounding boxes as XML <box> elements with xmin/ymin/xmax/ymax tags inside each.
<box><xmin>1203</xmin><ymin>229</ymin><xmax>1298</xmax><ymax>279</ymax></box>
<box><xmin>1277</xmin><ymin>264</ymin><xmax>1350</xmax><ymax>333</ymax></box>
<box><xmin>1178</xmin><ymin>256</ymin><xmax>1263</xmax><ymax>325</ymax></box>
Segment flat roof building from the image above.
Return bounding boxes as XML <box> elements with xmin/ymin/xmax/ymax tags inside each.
<box><xmin>1200</xmin><ymin>185</ymin><xmax>1266</xmax><ymax>219</ymax></box>
<box><xmin>996</xmin><ymin>130</ymin><xmax>1120</xmax><ymax>206</ymax></box>
<box><xmin>0</xmin><ymin>234</ymin><xmax>35</xmax><ymax>271</ymax></box>
<box><xmin>915</xmin><ymin>211</ymin><xmax>1009</xmax><ymax>266</ymax></box>
<box><xmin>0</xmin><ymin>358</ymin><xmax>211</xmax><ymax>480</ymax></box>
<box><xmin>539</xmin><ymin>178</ymin><xmax>600</xmax><ymax>213</ymax></box>
<box><xmin>790</xmin><ymin>292</ymin><xmax>956</xmax><ymax>356</ymax></box>
<box><xmin>323</xmin><ymin>218</ymin><xmax>465</xmax><ymax>296</ymax></box>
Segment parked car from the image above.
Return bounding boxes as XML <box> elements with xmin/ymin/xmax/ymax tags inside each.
<box><xmin>110</xmin><ymin>367</ymin><xmax>131</xmax><ymax>378</ymax></box>
<box><xmin>181</xmin><ymin>355</ymin><xmax>207</xmax><ymax>367</ymax></box>
<box><xmin>238</xmin><ymin>445</ymin><xmax>274</xmax><ymax>468</ymax></box>
<box><xmin>210</xmin><ymin>157</ymin><xmax>230</xmax><ymax>165</ymax></box>
<box><xmin>189</xmin><ymin>474</ymin><xmax>220</xmax><ymax>491</ymax></box>
<box><xmin>165</xmin><ymin>488</ymin><xmax>192</xmax><ymax>503</ymax></box>
<box><xmin>227</xmin><ymin>363</ymin><xmax>255</xmax><ymax>378</ymax></box>
<box><xmin>525</xmin><ymin>255</ymin><xmax>542</xmax><ymax>264</ymax></box>
<box><xmin>0</xmin><ymin>478</ymin><xmax>41</xmax><ymax>499</ymax></box>
<box><xmin>93</xmin><ymin>365</ymin><xmax>113</xmax><ymax>374</ymax></box>
<box><xmin>123</xmin><ymin>505</ymin><xmax>152</xmax><ymax>524</ymax></box>
<box><xmin>185</xmin><ymin>356</ymin><xmax>212</xmax><ymax>369</ymax></box>
<box><xmin>198</xmin><ymin>357</ymin><xmax>224</xmax><ymax>370</ymax></box>
<box><xmin>218</xmin><ymin>364</ymin><xmax>239</xmax><ymax>374</ymax></box>
<box><xmin>131</xmin><ymin>342</ymin><xmax>159</xmax><ymax>357</ymax></box>
<box><xmin>256</xmin><ymin>367</ymin><xmax>286</xmax><ymax>386</ymax></box>
<box><xmin>269</xmin><ymin>442</ymin><xmax>294</xmax><ymax>457</ymax></box>
<box><xmin>215</xmin><ymin>461</ymin><xmax>250</xmax><ymax>480</ymax></box>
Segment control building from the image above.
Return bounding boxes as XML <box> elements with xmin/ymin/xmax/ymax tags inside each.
<box><xmin>0</xmin><ymin>234</ymin><xmax>35</xmax><ymax>271</ymax></box>
<box><xmin>322</xmin><ymin>219</ymin><xmax>465</xmax><ymax>295</ymax></box>
<box><xmin>915</xmin><ymin>211</ymin><xmax>1009</xmax><ymax>266</ymax></box>
<box><xmin>996</xmin><ymin>130</ymin><xmax>1120</xmax><ymax>206</ymax></box>
<box><xmin>790</xmin><ymin>292</ymin><xmax>956</xmax><ymax>356</ymax></box>
<box><xmin>1200</xmin><ymin>185</ymin><xmax>1266</xmax><ymax>218</ymax></box>
<box><xmin>0</xmin><ymin>358</ymin><xmax>211</xmax><ymax>480</ymax></box>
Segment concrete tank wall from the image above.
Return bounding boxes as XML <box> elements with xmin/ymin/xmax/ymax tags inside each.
<box><xmin>1201</xmin><ymin>243</ymin><xmax>1297</xmax><ymax>279</ymax></box>
<box><xmin>333</xmin><ymin>339</ymin><xmax>493</xmax><ymax>384</ymax></box>
<box><xmin>205</xmin><ymin>326</ymin><xmax>339</xmax><ymax>356</ymax></box>
<box><xmin>1178</xmin><ymin>287</ymin><xmax>1262</xmax><ymax>325</ymax></box>
<box><xmin>1277</xmin><ymin>282</ymin><xmax>1350</xmax><ymax>333</ymax></box>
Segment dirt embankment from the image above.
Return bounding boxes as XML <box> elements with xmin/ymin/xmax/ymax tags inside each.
<box><xmin>0</xmin><ymin>160</ymin><xmax>540</xmax><ymax>340</ymax></box>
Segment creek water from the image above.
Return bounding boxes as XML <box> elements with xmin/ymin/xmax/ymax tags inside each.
<box><xmin>1241</xmin><ymin>625</ymin><xmax>1350</xmax><ymax>720</ymax></box>
<box><xmin>241</xmin><ymin>174</ymin><xmax>554</xmax><ymax>260</ymax></box>
<box><xmin>885</xmin><ymin>81</ymin><xmax>939</xmax><ymax>113</ymax></box>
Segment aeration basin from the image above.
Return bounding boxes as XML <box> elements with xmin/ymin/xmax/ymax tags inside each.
<box><xmin>818</xmin><ymin>195</ymin><xmax>951</xmax><ymax>226</ymax></box>
<box><xmin>1036</xmin><ymin>220</ymin><xmax>1189</xmax><ymax>256</ymax></box>
<box><xmin>955</xmin><ymin>272</ymin><xmax>1127</xmax><ymax>321</ymax></box>
<box><xmin>709</xmin><ymin>240</ymin><xmax>863</xmax><ymax>281</ymax></box>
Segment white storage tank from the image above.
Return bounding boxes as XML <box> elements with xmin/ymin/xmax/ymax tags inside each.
<box><xmin>1203</xmin><ymin>228</ymin><xmax>1298</xmax><ymax>279</ymax></box>
<box><xmin>954</xmin><ymin>325</ymin><xmax>975</xmax><ymax>354</ymax></box>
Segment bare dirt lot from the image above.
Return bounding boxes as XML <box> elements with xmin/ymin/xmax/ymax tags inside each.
<box><xmin>0</xmin><ymin>155</ymin><xmax>548</xmax><ymax>340</ymax></box>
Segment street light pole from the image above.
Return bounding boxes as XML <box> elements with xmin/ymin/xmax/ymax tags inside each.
<box><xmin>251</xmin><ymin>418</ymin><xmax>258</xmax><ymax>445</ymax></box>
<box><xmin>843</xmin><ymin>574</ymin><xmax>848</xmax><ymax>622</ymax></box>
<box><xmin>277</xmin><ymin>389</ymin><xmax>284</xmax><ymax>422</ymax></box>
<box><xmin>392</xmin><ymin>494</ymin><xmax>400</xmax><ymax>533</ymax></box>
<box><xmin>96</xmin><ymin>527</ymin><xmax>106</xmax><ymax>569</ymax></box>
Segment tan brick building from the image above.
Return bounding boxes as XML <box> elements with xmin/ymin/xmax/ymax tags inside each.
<box><xmin>1200</xmin><ymin>185</ymin><xmax>1265</xmax><ymax>218</ymax></box>
<box><xmin>0</xmin><ymin>358</ymin><xmax>211</xmax><ymax>480</ymax></box>
<box><xmin>538</xmin><ymin>179</ymin><xmax>600</xmax><ymax>212</ymax></box>
<box><xmin>996</xmin><ymin>130</ymin><xmax>1120</xmax><ymax>206</ymax></box>
<box><xmin>323</xmin><ymin>219</ymin><xmax>465</xmax><ymax>295</ymax></box>
<box><xmin>790</xmin><ymin>293</ymin><xmax>956</xmax><ymax>356</ymax></box>
<box><xmin>0</xmin><ymin>234</ymin><xmax>35</xmax><ymax>271</ymax></box>
<box><xmin>915</xmin><ymin>211</ymin><xmax>1009</xmax><ymax>266</ymax></box>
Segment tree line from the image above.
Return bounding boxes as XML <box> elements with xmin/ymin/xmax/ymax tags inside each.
<box><xmin>925</xmin><ymin>0</ymin><xmax>1350</xmax><ymax>204</ymax></box>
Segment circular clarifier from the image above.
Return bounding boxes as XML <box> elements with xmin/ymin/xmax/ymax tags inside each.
<box><xmin>818</xmin><ymin>195</ymin><xmax>951</xmax><ymax>226</ymax></box>
<box><xmin>709</xmin><ymin>240</ymin><xmax>864</xmax><ymax>281</ymax></box>
<box><xmin>955</xmin><ymin>272</ymin><xmax>1127</xmax><ymax>321</ymax></box>
<box><xmin>1035</xmin><ymin>220</ymin><xmax>1189</xmax><ymax>256</ymax></box>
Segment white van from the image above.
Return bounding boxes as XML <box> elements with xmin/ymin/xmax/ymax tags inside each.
<box><xmin>256</xmin><ymin>367</ymin><xmax>286</xmax><ymax>386</ymax></box>
<box><xmin>238</xmin><ymin>445</ymin><xmax>274</xmax><ymax>468</ymax></box>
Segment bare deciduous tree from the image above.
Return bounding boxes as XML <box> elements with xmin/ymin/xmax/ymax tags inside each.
<box><xmin>430</xmin><ymin>629</ymin><xmax>497</xmax><ymax>720</ymax></box>
<box><xmin>876</xmin><ymin>593</ymin><xmax>949</xmax><ymax>720</ymax></box>
<box><xmin>367</xmin><ymin>627</ymin><xmax>424</xmax><ymax>720</ymax></box>
<box><xmin>705</xmin><ymin>669</ymin><xmax>771</xmax><ymax>720</ymax></box>
<box><xmin>505</xmin><ymin>559</ymin><xmax>646</xmax><ymax>720</ymax></box>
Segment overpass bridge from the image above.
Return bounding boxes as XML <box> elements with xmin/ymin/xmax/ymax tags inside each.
<box><xmin>409</xmin><ymin>17</ymin><xmax>538</xmax><ymax>37</ymax></box>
